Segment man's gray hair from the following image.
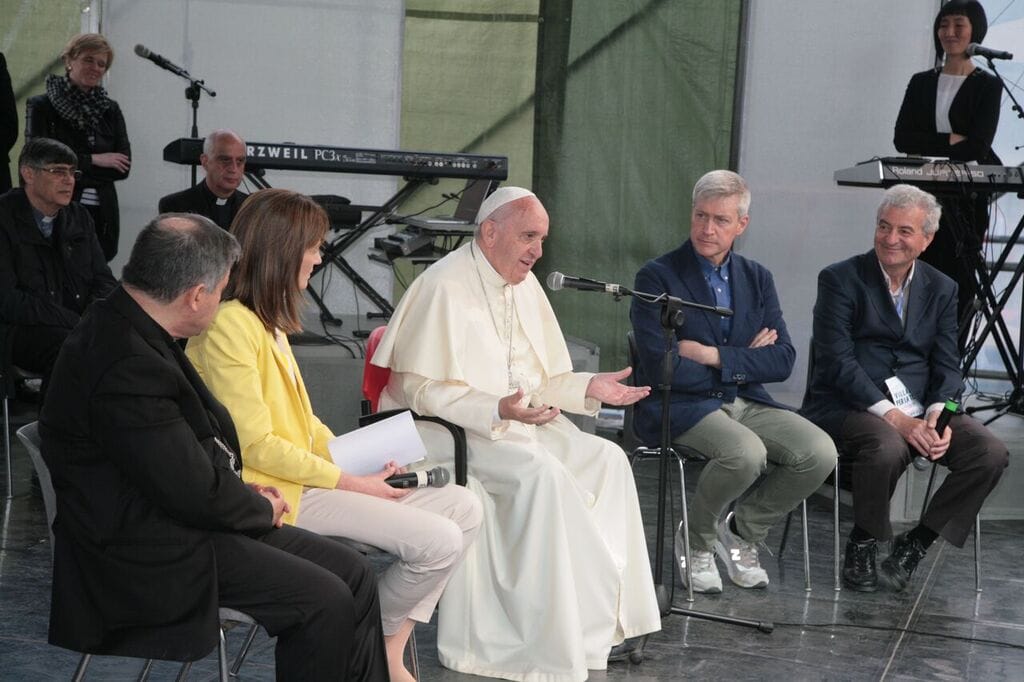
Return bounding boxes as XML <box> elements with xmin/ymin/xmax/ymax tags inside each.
<box><xmin>876</xmin><ymin>184</ymin><xmax>942</xmax><ymax>236</ymax></box>
<box><xmin>19</xmin><ymin>137</ymin><xmax>77</xmax><ymax>169</ymax></box>
<box><xmin>203</xmin><ymin>128</ymin><xmax>245</xmax><ymax>155</ymax></box>
<box><xmin>692</xmin><ymin>170</ymin><xmax>751</xmax><ymax>218</ymax></box>
<box><xmin>122</xmin><ymin>213</ymin><xmax>240</xmax><ymax>303</ymax></box>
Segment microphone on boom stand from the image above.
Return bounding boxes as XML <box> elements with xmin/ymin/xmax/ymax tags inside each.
<box><xmin>548</xmin><ymin>270</ymin><xmax>773</xmax><ymax>635</ymax></box>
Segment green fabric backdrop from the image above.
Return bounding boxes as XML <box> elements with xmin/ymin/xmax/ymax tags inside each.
<box><xmin>400</xmin><ymin>1</ymin><xmax>742</xmax><ymax>368</ymax></box>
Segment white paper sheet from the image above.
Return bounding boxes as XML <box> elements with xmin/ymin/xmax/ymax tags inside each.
<box><xmin>326</xmin><ymin>410</ymin><xmax>428</xmax><ymax>476</ymax></box>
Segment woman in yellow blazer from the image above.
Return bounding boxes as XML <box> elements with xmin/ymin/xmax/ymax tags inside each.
<box><xmin>187</xmin><ymin>189</ymin><xmax>482</xmax><ymax>682</ymax></box>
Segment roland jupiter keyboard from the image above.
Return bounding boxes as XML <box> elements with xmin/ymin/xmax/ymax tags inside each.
<box><xmin>834</xmin><ymin>158</ymin><xmax>1023</xmax><ymax>194</ymax></box>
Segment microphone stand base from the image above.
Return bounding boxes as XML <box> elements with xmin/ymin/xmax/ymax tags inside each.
<box><xmin>656</xmin><ymin>582</ymin><xmax>773</xmax><ymax>632</ymax></box>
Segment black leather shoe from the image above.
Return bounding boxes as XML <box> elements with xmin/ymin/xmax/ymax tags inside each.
<box><xmin>607</xmin><ymin>639</ymin><xmax>638</xmax><ymax>664</ymax></box>
<box><xmin>842</xmin><ymin>538</ymin><xmax>878</xmax><ymax>592</ymax></box>
<box><xmin>880</xmin><ymin>532</ymin><xmax>927</xmax><ymax>591</ymax></box>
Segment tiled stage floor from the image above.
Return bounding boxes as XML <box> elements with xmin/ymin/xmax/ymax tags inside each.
<box><xmin>3</xmin><ymin>402</ymin><xmax>1023</xmax><ymax>681</ymax></box>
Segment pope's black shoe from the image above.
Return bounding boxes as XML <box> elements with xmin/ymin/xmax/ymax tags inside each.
<box><xmin>608</xmin><ymin>638</ymin><xmax>639</xmax><ymax>663</ymax></box>
<box><xmin>842</xmin><ymin>538</ymin><xmax>878</xmax><ymax>592</ymax></box>
<box><xmin>880</xmin><ymin>532</ymin><xmax>927</xmax><ymax>591</ymax></box>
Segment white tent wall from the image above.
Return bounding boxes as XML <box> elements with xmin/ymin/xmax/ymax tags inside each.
<box><xmin>735</xmin><ymin>1</ymin><xmax>938</xmax><ymax>404</ymax></box>
<box><xmin>98</xmin><ymin>0</ymin><xmax>405</xmax><ymax>318</ymax></box>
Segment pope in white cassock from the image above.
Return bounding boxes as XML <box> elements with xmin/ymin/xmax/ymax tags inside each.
<box><xmin>372</xmin><ymin>187</ymin><xmax>661</xmax><ymax>682</ymax></box>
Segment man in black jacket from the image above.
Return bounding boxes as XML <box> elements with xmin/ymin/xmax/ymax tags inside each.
<box><xmin>159</xmin><ymin>129</ymin><xmax>249</xmax><ymax>229</ymax></box>
<box><xmin>0</xmin><ymin>51</ymin><xmax>17</xmax><ymax>193</ymax></box>
<box><xmin>0</xmin><ymin>137</ymin><xmax>116</xmax><ymax>381</ymax></box>
<box><xmin>40</xmin><ymin>212</ymin><xmax>388</xmax><ymax>680</ymax></box>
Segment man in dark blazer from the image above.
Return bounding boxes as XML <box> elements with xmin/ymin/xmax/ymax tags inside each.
<box><xmin>158</xmin><ymin>128</ymin><xmax>248</xmax><ymax>229</ymax></box>
<box><xmin>631</xmin><ymin>170</ymin><xmax>835</xmax><ymax>594</ymax></box>
<box><xmin>801</xmin><ymin>184</ymin><xmax>1007</xmax><ymax>593</ymax></box>
<box><xmin>40</xmin><ymin>214</ymin><xmax>388</xmax><ymax>680</ymax></box>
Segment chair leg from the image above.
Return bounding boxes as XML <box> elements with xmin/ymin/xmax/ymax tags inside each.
<box><xmin>778</xmin><ymin>511</ymin><xmax>792</xmax><ymax>560</ymax></box>
<box><xmin>4</xmin><ymin>397</ymin><xmax>12</xmax><ymax>500</ymax></box>
<box><xmin>174</xmin><ymin>661</ymin><xmax>193</xmax><ymax>682</ymax></box>
<box><xmin>218</xmin><ymin>626</ymin><xmax>230</xmax><ymax>682</ymax></box>
<box><xmin>230</xmin><ymin>623</ymin><xmax>259</xmax><ymax>676</ymax></box>
<box><xmin>674</xmin><ymin>449</ymin><xmax>695</xmax><ymax>603</ymax></box>
<box><xmin>801</xmin><ymin>499</ymin><xmax>811</xmax><ymax>592</ymax></box>
<box><xmin>136</xmin><ymin>659</ymin><xmax>154</xmax><ymax>681</ymax></box>
<box><xmin>833</xmin><ymin>463</ymin><xmax>841</xmax><ymax>592</ymax></box>
<box><xmin>974</xmin><ymin>514</ymin><xmax>982</xmax><ymax>593</ymax></box>
<box><xmin>72</xmin><ymin>654</ymin><xmax>91</xmax><ymax>682</ymax></box>
<box><xmin>408</xmin><ymin>626</ymin><xmax>420</xmax><ymax>680</ymax></box>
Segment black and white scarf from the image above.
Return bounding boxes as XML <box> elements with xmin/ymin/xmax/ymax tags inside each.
<box><xmin>44</xmin><ymin>74</ymin><xmax>112</xmax><ymax>133</ymax></box>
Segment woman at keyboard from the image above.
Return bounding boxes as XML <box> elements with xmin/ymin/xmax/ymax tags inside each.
<box><xmin>893</xmin><ymin>0</ymin><xmax>1002</xmax><ymax>339</ymax></box>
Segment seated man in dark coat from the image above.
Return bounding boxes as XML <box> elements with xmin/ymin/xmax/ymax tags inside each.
<box><xmin>0</xmin><ymin>137</ymin><xmax>116</xmax><ymax>381</ymax></box>
<box><xmin>159</xmin><ymin>129</ymin><xmax>249</xmax><ymax>229</ymax></box>
<box><xmin>40</xmin><ymin>213</ymin><xmax>388</xmax><ymax>680</ymax></box>
<box><xmin>801</xmin><ymin>184</ymin><xmax>1007</xmax><ymax>593</ymax></box>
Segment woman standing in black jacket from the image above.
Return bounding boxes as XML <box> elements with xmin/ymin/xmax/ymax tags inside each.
<box><xmin>26</xmin><ymin>33</ymin><xmax>131</xmax><ymax>261</ymax></box>
<box><xmin>893</xmin><ymin>0</ymin><xmax>1002</xmax><ymax>344</ymax></box>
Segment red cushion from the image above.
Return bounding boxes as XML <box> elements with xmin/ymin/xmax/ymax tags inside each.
<box><xmin>362</xmin><ymin>326</ymin><xmax>391</xmax><ymax>413</ymax></box>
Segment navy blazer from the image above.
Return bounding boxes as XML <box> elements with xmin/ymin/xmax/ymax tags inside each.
<box><xmin>800</xmin><ymin>251</ymin><xmax>962</xmax><ymax>436</ymax></box>
<box><xmin>630</xmin><ymin>240</ymin><xmax>795</xmax><ymax>444</ymax></box>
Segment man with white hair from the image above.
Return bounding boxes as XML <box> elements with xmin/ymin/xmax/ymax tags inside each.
<box><xmin>372</xmin><ymin>187</ymin><xmax>660</xmax><ymax>682</ymax></box>
<box><xmin>159</xmin><ymin>129</ymin><xmax>248</xmax><ymax>229</ymax></box>
<box><xmin>802</xmin><ymin>183</ymin><xmax>1007</xmax><ymax>593</ymax></box>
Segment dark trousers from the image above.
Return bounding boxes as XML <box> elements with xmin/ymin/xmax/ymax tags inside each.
<box><xmin>836</xmin><ymin>412</ymin><xmax>1007</xmax><ymax>547</ymax></box>
<box><xmin>214</xmin><ymin>525</ymin><xmax>389</xmax><ymax>681</ymax></box>
<box><xmin>10</xmin><ymin>323</ymin><xmax>71</xmax><ymax>380</ymax></box>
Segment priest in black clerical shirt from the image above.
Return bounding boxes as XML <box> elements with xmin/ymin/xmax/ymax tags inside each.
<box><xmin>159</xmin><ymin>128</ymin><xmax>248</xmax><ymax>229</ymax></box>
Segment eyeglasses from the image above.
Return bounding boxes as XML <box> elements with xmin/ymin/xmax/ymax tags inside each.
<box><xmin>33</xmin><ymin>166</ymin><xmax>82</xmax><ymax>180</ymax></box>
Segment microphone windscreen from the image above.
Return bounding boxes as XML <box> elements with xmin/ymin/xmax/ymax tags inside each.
<box><xmin>546</xmin><ymin>271</ymin><xmax>564</xmax><ymax>291</ymax></box>
<box><xmin>431</xmin><ymin>466</ymin><xmax>451</xmax><ymax>487</ymax></box>
<box><xmin>134</xmin><ymin>44</ymin><xmax>150</xmax><ymax>58</ymax></box>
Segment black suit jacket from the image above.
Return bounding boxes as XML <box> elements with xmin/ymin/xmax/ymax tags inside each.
<box><xmin>801</xmin><ymin>251</ymin><xmax>962</xmax><ymax>435</ymax></box>
<box><xmin>0</xmin><ymin>52</ymin><xmax>17</xmax><ymax>192</ymax></box>
<box><xmin>0</xmin><ymin>188</ymin><xmax>116</xmax><ymax>328</ymax></box>
<box><xmin>893</xmin><ymin>67</ymin><xmax>1002</xmax><ymax>164</ymax></box>
<box><xmin>630</xmin><ymin>240</ymin><xmax>795</xmax><ymax>444</ymax></box>
<box><xmin>40</xmin><ymin>286</ymin><xmax>274</xmax><ymax>660</ymax></box>
<box><xmin>158</xmin><ymin>182</ymin><xmax>248</xmax><ymax>230</ymax></box>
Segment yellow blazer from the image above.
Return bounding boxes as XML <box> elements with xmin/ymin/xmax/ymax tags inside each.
<box><xmin>186</xmin><ymin>300</ymin><xmax>340</xmax><ymax>524</ymax></box>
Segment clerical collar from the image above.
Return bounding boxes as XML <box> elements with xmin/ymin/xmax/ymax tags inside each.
<box><xmin>470</xmin><ymin>241</ymin><xmax>508</xmax><ymax>288</ymax></box>
<box><xmin>30</xmin><ymin>205</ymin><xmax>58</xmax><ymax>239</ymax></box>
<box><xmin>202</xmin><ymin>180</ymin><xmax>233</xmax><ymax>206</ymax></box>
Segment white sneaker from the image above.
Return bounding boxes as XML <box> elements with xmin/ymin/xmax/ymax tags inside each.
<box><xmin>714</xmin><ymin>513</ymin><xmax>769</xmax><ymax>589</ymax></box>
<box><xmin>674</xmin><ymin>529</ymin><xmax>722</xmax><ymax>594</ymax></box>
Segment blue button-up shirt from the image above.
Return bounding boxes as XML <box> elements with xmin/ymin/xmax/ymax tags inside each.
<box><xmin>695</xmin><ymin>251</ymin><xmax>733</xmax><ymax>341</ymax></box>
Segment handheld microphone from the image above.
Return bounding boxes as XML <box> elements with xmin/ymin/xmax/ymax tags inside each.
<box><xmin>967</xmin><ymin>43</ymin><xmax>1013</xmax><ymax>61</ymax></box>
<box><xmin>913</xmin><ymin>398</ymin><xmax>959</xmax><ymax>471</ymax></box>
<box><xmin>546</xmin><ymin>271</ymin><xmax>624</xmax><ymax>295</ymax></box>
<box><xmin>134</xmin><ymin>44</ymin><xmax>190</xmax><ymax>78</ymax></box>
<box><xmin>385</xmin><ymin>466</ymin><xmax>451</xmax><ymax>489</ymax></box>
